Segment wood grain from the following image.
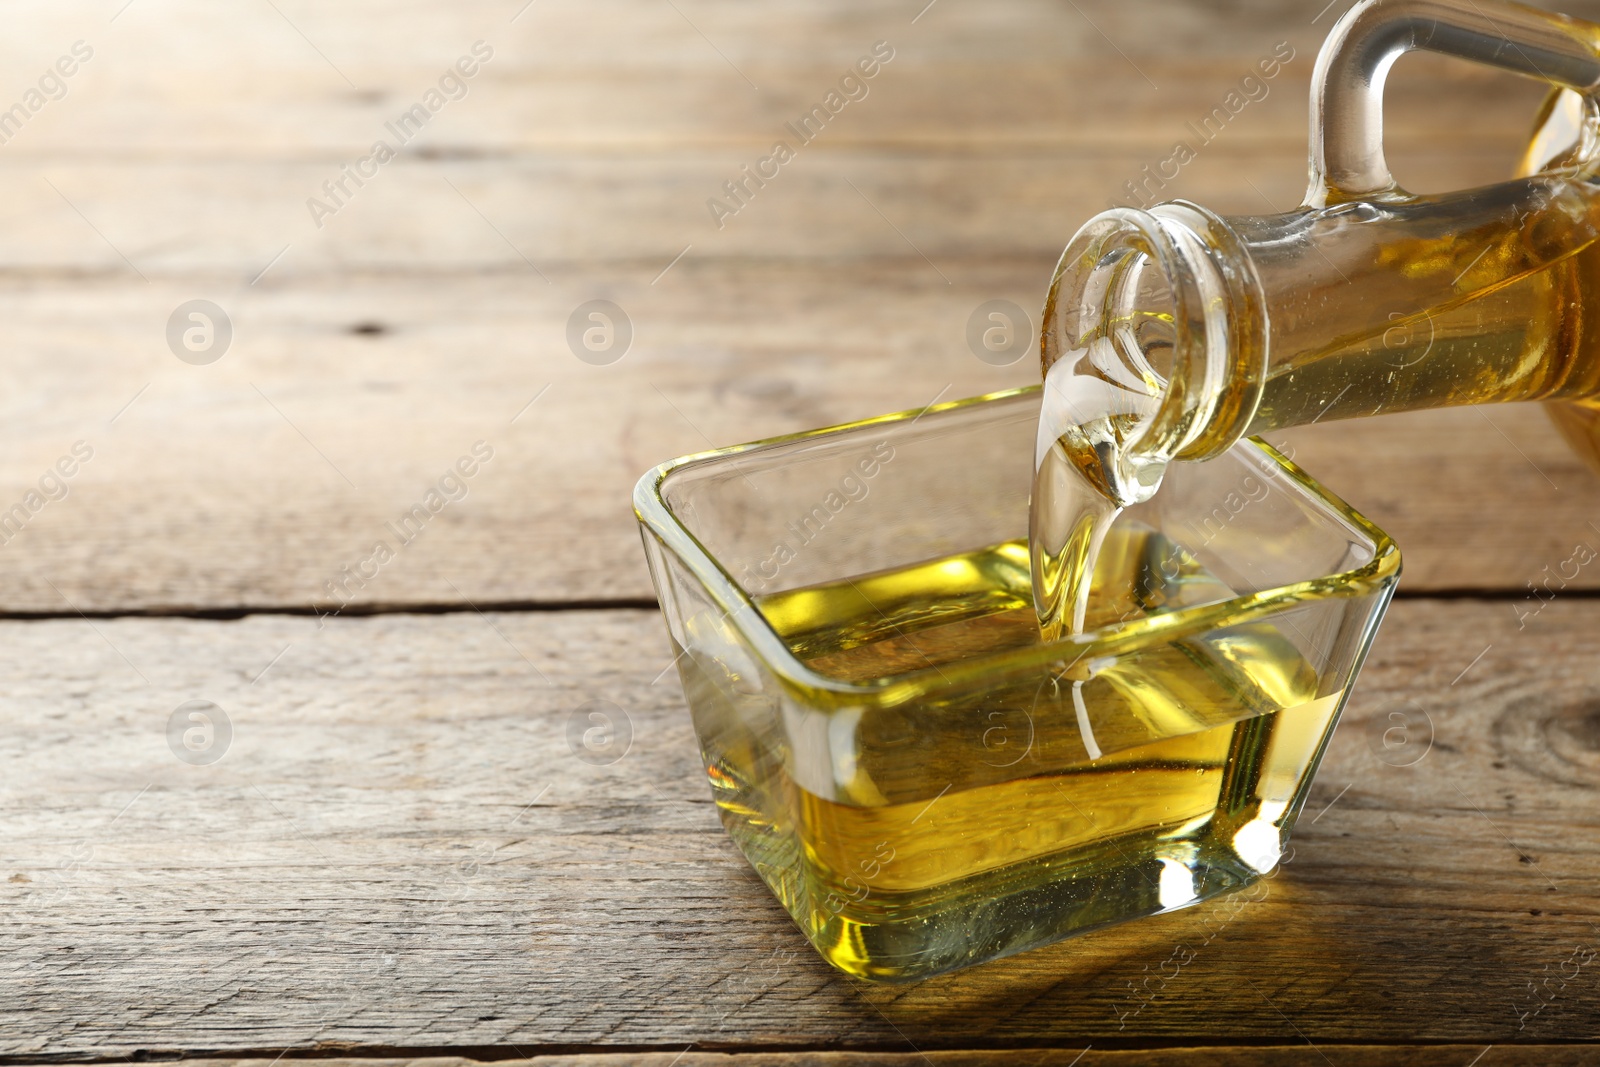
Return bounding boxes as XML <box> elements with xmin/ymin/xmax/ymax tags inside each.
<box><xmin>3</xmin><ymin>598</ymin><xmax>1597</xmax><ymax>1055</ymax></box>
<box><xmin>21</xmin><ymin>1053</ymin><xmax>1591</xmax><ymax>1067</ymax></box>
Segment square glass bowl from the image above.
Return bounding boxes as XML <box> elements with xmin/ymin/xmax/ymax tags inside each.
<box><xmin>634</xmin><ymin>386</ymin><xmax>1398</xmax><ymax>982</ymax></box>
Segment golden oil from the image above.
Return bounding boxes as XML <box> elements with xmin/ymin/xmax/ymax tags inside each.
<box><xmin>1238</xmin><ymin>184</ymin><xmax>1600</xmax><ymax>439</ymax></box>
<box><xmin>679</xmin><ymin>527</ymin><xmax>1342</xmax><ymax>980</ymax></box>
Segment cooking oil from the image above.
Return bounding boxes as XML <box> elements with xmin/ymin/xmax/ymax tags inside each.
<box><xmin>1235</xmin><ymin>177</ymin><xmax>1600</xmax><ymax>439</ymax></box>
<box><xmin>1038</xmin><ymin>112</ymin><xmax>1600</xmax><ymax>520</ymax></box>
<box><xmin>680</xmin><ymin>526</ymin><xmax>1343</xmax><ymax>980</ymax></box>
<box><xmin>1032</xmin><ymin>153</ymin><xmax>1600</xmax><ymax>639</ymax></box>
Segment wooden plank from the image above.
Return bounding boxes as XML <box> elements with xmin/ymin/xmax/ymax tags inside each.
<box><xmin>0</xmin><ymin>58</ymin><xmax>1553</xmax><ymax>158</ymax></box>
<box><xmin>0</xmin><ymin>11</ymin><xmax>1562</xmax><ymax>272</ymax></box>
<box><xmin>0</xmin><ymin>264</ymin><xmax>1594</xmax><ymax>612</ymax></box>
<box><xmin>0</xmin><ymin>146</ymin><xmax>1534</xmax><ymax>273</ymax></box>
<box><xmin>19</xmin><ymin>1052</ymin><xmax>1592</xmax><ymax>1067</ymax></box>
<box><xmin>0</xmin><ymin>0</ymin><xmax>1573</xmax><ymax>158</ymax></box>
<box><xmin>3</xmin><ymin>597</ymin><xmax>1598</xmax><ymax>1054</ymax></box>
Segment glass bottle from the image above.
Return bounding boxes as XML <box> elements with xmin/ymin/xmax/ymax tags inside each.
<box><xmin>1042</xmin><ymin>0</ymin><xmax>1600</xmax><ymax>506</ymax></box>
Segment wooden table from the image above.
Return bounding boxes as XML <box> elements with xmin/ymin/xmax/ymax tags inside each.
<box><xmin>3</xmin><ymin>0</ymin><xmax>1597</xmax><ymax>1063</ymax></box>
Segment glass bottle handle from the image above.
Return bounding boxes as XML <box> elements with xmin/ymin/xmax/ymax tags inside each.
<box><xmin>1309</xmin><ymin>0</ymin><xmax>1600</xmax><ymax>204</ymax></box>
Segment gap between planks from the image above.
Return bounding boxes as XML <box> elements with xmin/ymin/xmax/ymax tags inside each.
<box><xmin>0</xmin><ymin>597</ymin><xmax>661</xmax><ymax>622</ymax></box>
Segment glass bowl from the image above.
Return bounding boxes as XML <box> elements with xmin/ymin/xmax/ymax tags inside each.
<box><xmin>634</xmin><ymin>386</ymin><xmax>1399</xmax><ymax>982</ymax></box>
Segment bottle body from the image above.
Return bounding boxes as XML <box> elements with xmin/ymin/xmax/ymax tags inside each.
<box><xmin>1234</xmin><ymin>174</ymin><xmax>1600</xmax><ymax>439</ymax></box>
<box><xmin>1525</xmin><ymin>88</ymin><xmax>1600</xmax><ymax>472</ymax></box>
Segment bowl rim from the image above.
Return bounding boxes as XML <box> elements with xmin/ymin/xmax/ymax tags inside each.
<box><xmin>633</xmin><ymin>385</ymin><xmax>1401</xmax><ymax>707</ymax></box>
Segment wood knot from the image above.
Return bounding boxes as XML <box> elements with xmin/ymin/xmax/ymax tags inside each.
<box><xmin>1555</xmin><ymin>701</ymin><xmax>1600</xmax><ymax>754</ymax></box>
<box><xmin>1493</xmin><ymin>696</ymin><xmax>1600</xmax><ymax>789</ymax></box>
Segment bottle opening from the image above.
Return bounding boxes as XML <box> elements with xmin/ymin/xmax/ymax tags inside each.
<box><xmin>1106</xmin><ymin>246</ymin><xmax>1180</xmax><ymax>389</ymax></box>
<box><xmin>1039</xmin><ymin>201</ymin><xmax>1266</xmax><ymax>506</ymax></box>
